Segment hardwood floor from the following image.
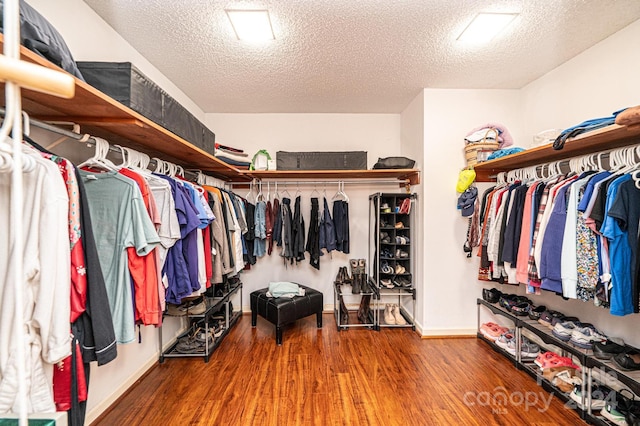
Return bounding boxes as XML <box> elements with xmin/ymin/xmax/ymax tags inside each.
<box><xmin>93</xmin><ymin>314</ymin><xmax>582</xmax><ymax>426</ymax></box>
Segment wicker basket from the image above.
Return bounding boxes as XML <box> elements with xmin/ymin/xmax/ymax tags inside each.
<box><xmin>464</xmin><ymin>128</ymin><xmax>500</xmax><ymax>167</ymax></box>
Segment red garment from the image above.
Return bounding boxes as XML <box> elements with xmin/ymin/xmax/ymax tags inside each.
<box><xmin>53</xmin><ymin>340</ymin><xmax>87</xmax><ymax>411</ymax></box>
<box><xmin>119</xmin><ymin>168</ymin><xmax>161</xmax><ymax>326</ymax></box>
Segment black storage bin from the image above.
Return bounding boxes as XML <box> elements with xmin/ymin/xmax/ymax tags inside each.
<box><xmin>77</xmin><ymin>61</ymin><xmax>164</xmax><ymax>126</ymax></box>
<box><xmin>162</xmin><ymin>96</ymin><xmax>214</xmax><ymax>155</ymax></box>
<box><xmin>77</xmin><ymin>61</ymin><xmax>216</xmax><ymax>155</ymax></box>
<box><xmin>276</xmin><ymin>151</ymin><xmax>367</xmax><ymax>170</ymax></box>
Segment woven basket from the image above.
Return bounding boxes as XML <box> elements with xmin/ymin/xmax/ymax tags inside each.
<box><xmin>464</xmin><ymin>128</ymin><xmax>500</xmax><ymax>167</ymax></box>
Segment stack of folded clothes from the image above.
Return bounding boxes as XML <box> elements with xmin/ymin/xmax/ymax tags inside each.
<box><xmin>214</xmin><ymin>143</ymin><xmax>251</xmax><ymax>168</ymax></box>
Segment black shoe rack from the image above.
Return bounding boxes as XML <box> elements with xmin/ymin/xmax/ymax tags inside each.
<box><xmin>159</xmin><ymin>281</ymin><xmax>242</xmax><ymax>363</ymax></box>
<box><xmin>333</xmin><ymin>279</ymin><xmax>376</xmax><ymax>331</ymax></box>
<box><xmin>477</xmin><ymin>298</ymin><xmax>640</xmax><ymax>425</ymax></box>
<box><xmin>368</xmin><ymin>192</ymin><xmax>417</xmax><ymax>330</ymax></box>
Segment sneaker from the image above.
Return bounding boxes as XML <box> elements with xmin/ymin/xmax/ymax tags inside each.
<box><xmin>380</xmin><ymin>262</ymin><xmax>394</xmax><ymax>274</ymax></box>
<box><xmin>479</xmin><ymin>322</ymin><xmax>509</xmax><ymax>341</ymax></box>
<box><xmin>380</xmin><ymin>278</ymin><xmax>394</xmax><ymax>288</ymax></box>
<box><xmin>380</xmin><ymin>232</ymin><xmax>391</xmax><ymax>243</ymax></box>
<box><xmin>601</xmin><ymin>390</ymin><xmax>635</xmax><ymax>426</ymax></box>
<box><xmin>393</xmin><ymin>277</ymin><xmax>412</xmax><ymax>287</ymax></box>
<box><xmin>507</xmin><ymin>336</ymin><xmax>540</xmax><ymax>358</ymax></box>
<box><xmin>535</xmin><ymin>351</ymin><xmax>561</xmax><ymax>368</ymax></box>
<box><xmin>380</xmin><ymin>248</ymin><xmax>394</xmax><ymax>258</ymax></box>
<box><xmin>495</xmin><ymin>330</ymin><xmax>516</xmax><ymax>350</ymax></box>
<box><xmin>570</xmin><ymin>325</ymin><xmax>607</xmax><ymax>349</ymax></box>
<box><xmin>380</xmin><ymin>203</ymin><xmax>391</xmax><ymax>213</ymax></box>
<box><xmin>538</xmin><ymin>310</ymin><xmax>564</xmax><ymax>328</ymax></box>
<box><xmin>552</xmin><ymin>321</ymin><xmax>579</xmax><ymax>341</ymax></box>
<box><xmin>594</xmin><ymin>340</ymin><xmax>627</xmax><ymax>360</ymax></box>
<box><xmin>395</xmin><ymin>248</ymin><xmax>409</xmax><ymax>258</ymax></box>
<box><xmin>570</xmin><ymin>383</ymin><xmax>613</xmax><ymax>410</ymax></box>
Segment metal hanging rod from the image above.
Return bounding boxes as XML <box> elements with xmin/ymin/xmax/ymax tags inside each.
<box><xmin>228</xmin><ymin>178</ymin><xmax>409</xmax><ymax>187</ymax></box>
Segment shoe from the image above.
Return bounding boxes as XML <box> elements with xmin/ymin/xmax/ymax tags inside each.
<box><xmin>594</xmin><ymin>340</ymin><xmax>627</xmax><ymax>360</ymax></box>
<box><xmin>495</xmin><ymin>330</ymin><xmax>516</xmax><ymax>350</ymax></box>
<box><xmin>482</xmin><ymin>288</ymin><xmax>503</xmax><ymax>304</ymax></box>
<box><xmin>381</xmin><ymin>248</ymin><xmax>394</xmax><ymax>258</ymax></box>
<box><xmin>393</xmin><ymin>277</ymin><xmax>412</xmax><ymax>288</ymax></box>
<box><xmin>394</xmin><ymin>221</ymin><xmax>404</xmax><ymax>229</ymax></box>
<box><xmin>570</xmin><ymin>383</ymin><xmax>613</xmax><ymax>410</ymax></box>
<box><xmin>506</xmin><ymin>336</ymin><xmax>540</xmax><ymax>358</ymax></box>
<box><xmin>381</xmin><ymin>203</ymin><xmax>391</xmax><ymax>213</ymax></box>
<box><xmin>395</xmin><ymin>248</ymin><xmax>409</xmax><ymax>258</ymax></box>
<box><xmin>625</xmin><ymin>400</ymin><xmax>640</xmax><ymax>426</ymax></box>
<box><xmin>165</xmin><ymin>303</ymin><xmax>188</xmax><ymax>316</ymax></box>
<box><xmin>381</xmin><ymin>232</ymin><xmax>391</xmax><ymax>244</ymax></box>
<box><xmin>384</xmin><ymin>304</ymin><xmax>396</xmax><ymax>325</ymax></box>
<box><xmin>187</xmin><ymin>300</ymin><xmax>207</xmax><ymax>315</ymax></box>
<box><xmin>399</xmin><ymin>197</ymin><xmax>411</xmax><ymax>214</ymax></box>
<box><xmin>380</xmin><ymin>278</ymin><xmax>394</xmax><ymax>288</ymax></box>
<box><xmin>479</xmin><ymin>322</ymin><xmax>509</xmax><ymax>341</ymax></box>
<box><xmin>334</xmin><ymin>267</ymin><xmax>344</xmax><ymax>285</ymax></box>
<box><xmin>357</xmin><ymin>295</ymin><xmax>372</xmax><ymax>324</ymax></box>
<box><xmin>538</xmin><ymin>310</ymin><xmax>564</xmax><ymax>328</ymax></box>
<box><xmin>380</xmin><ymin>262</ymin><xmax>393</xmax><ymax>274</ymax></box>
<box><xmin>535</xmin><ymin>351</ymin><xmax>561</xmax><ymax>369</ymax></box>
<box><xmin>510</xmin><ymin>301</ymin><xmax>531</xmax><ymax>316</ymax></box>
<box><xmin>613</xmin><ymin>350</ymin><xmax>640</xmax><ymax>371</ymax></box>
<box><xmin>394</xmin><ymin>264</ymin><xmax>406</xmax><ymax>274</ymax></box>
<box><xmin>380</xmin><ymin>218</ymin><xmax>390</xmax><ymax>228</ymax></box>
<box><xmin>601</xmin><ymin>389</ymin><xmax>635</xmax><ymax>426</ymax></box>
<box><xmin>358</xmin><ymin>259</ymin><xmax>366</xmax><ymax>275</ymax></box>
<box><xmin>391</xmin><ymin>304</ymin><xmax>407</xmax><ymax>325</ymax></box>
<box><xmin>339</xmin><ymin>296</ymin><xmax>349</xmax><ymax>324</ymax></box>
<box><xmin>550</xmin><ymin>369</ymin><xmax>582</xmax><ymax>393</ymax></box>
<box><xmin>527</xmin><ymin>304</ymin><xmax>547</xmax><ymax>321</ymax></box>
<box><xmin>570</xmin><ymin>324</ymin><xmax>607</xmax><ymax>349</ymax></box>
<box><xmin>552</xmin><ymin>321</ymin><xmax>579</xmax><ymax>341</ymax></box>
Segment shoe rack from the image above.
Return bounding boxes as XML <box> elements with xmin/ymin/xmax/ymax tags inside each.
<box><xmin>369</xmin><ymin>193</ymin><xmax>417</xmax><ymax>330</ymax></box>
<box><xmin>477</xmin><ymin>298</ymin><xmax>640</xmax><ymax>424</ymax></box>
<box><xmin>333</xmin><ymin>278</ymin><xmax>376</xmax><ymax>331</ymax></box>
<box><xmin>159</xmin><ymin>279</ymin><xmax>243</xmax><ymax>363</ymax></box>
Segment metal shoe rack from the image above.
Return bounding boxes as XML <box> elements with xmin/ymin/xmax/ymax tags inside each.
<box><xmin>333</xmin><ymin>280</ymin><xmax>376</xmax><ymax>331</ymax></box>
<box><xmin>159</xmin><ymin>281</ymin><xmax>242</xmax><ymax>363</ymax></box>
<box><xmin>368</xmin><ymin>192</ymin><xmax>417</xmax><ymax>331</ymax></box>
<box><xmin>477</xmin><ymin>298</ymin><xmax>640</xmax><ymax>425</ymax></box>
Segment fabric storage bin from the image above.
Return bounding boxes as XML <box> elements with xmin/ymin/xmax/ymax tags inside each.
<box><xmin>77</xmin><ymin>61</ymin><xmax>165</xmax><ymax>126</ymax></box>
<box><xmin>162</xmin><ymin>96</ymin><xmax>214</xmax><ymax>154</ymax></box>
<box><xmin>276</xmin><ymin>151</ymin><xmax>367</xmax><ymax>170</ymax></box>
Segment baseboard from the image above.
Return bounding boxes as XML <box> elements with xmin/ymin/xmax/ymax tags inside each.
<box><xmin>87</xmin><ymin>353</ymin><xmax>159</xmax><ymax>425</ymax></box>
<box><xmin>420</xmin><ymin>328</ymin><xmax>476</xmax><ymax>338</ymax></box>
<box><xmin>87</xmin><ymin>329</ymin><xmax>183</xmax><ymax>425</ymax></box>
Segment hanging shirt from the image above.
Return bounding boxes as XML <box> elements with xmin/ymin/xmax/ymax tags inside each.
<box><xmin>254</xmin><ymin>200</ymin><xmax>267</xmax><ymax>257</ymax></box>
<box><xmin>80</xmin><ymin>170</ymin><xmax>160</xmax><ymax>344</ymax></box>
<box><xmin>319</xmin><ymin>197</ymin><xmax>337</xmax><ymax>253</ymax></box>
<box><xmin>601</xmin><ymin>174</ymin><xmax>634</xmax><ymax>316</ymax></box>
<box><xmin>560</xmin><ymin>176</ymin><xmax>590</xmax><ymax>299</ymax></box>
<box><xmin>0</xmin><ymin>152</ymin><xmax>71</xmax><ymax>413</ymax></box>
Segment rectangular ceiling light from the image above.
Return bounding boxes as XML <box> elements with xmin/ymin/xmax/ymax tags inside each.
<box><xmin>226</xmin><ymin>9</ymin><xmax>275</xmax><ymax>42</ymax></box>
<box><xmin>457</xmin><ymin>12</ymin><xmax>518</xmax><ymax>44</ymax></box>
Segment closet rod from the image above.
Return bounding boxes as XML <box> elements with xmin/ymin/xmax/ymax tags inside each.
<box><xmin>228</xmin><ymin>179</ymin><xmax>409</xmax><ymax>187</ymax></box>
<box><xmin>0</xmin><ymin>107</ymin><xmax>207</xmax><ymax>181</ymax></box>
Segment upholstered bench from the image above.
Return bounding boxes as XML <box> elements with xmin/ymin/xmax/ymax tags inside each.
<box><xmin>250</xmin><ymin>284</ymin><xmax>323</xmax><ymax>345</ymax></box>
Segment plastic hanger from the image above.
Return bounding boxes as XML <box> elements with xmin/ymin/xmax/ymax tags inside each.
<box><xmin>77</xmin><ymin>137</ymin><xmax>118</xmax><ymax>171</ymax></box>
<box><xmin>281</xmin><ymin>182</ymin><xmax>292</xmax><ymax>199</ymax></box>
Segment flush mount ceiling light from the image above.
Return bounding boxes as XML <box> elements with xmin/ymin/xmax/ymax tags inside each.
<box><xmin>457</xmin><ymin>12</ymin><xmax>518</xmax><ymax>44</ymax></box>
<box><xmin>225</xmin><ymin>9</ymin><xmax>275</xmax><ymax>42</ymax></box>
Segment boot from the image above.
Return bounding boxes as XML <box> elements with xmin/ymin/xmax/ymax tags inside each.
<box><xmin>339</xmin><ymin>296</ymin><xmax>349</xmax><ymax>324</ymax></box>
<box><xmin>357</xmin><ymin>294</ymin><xmax>371</xmax><ymax>323</ymax></box>
<box><xmin>384</xmin><ymin>304</ymin><xmax>396</xmax><ymax>325</ymax></box>
<box><xmin>392</xmin><ymin>304</ymin><xmax>407</xmax><ymax>325</ymax></box>
<box><xmin>352</xmin><ymin>271</ymin><xmax>361</xmax><ymax>294</ymax></box>
<box><xmin>334</xmin><ymin>267</ymin><xmax>343</xmax><ymax>285</ymax></box>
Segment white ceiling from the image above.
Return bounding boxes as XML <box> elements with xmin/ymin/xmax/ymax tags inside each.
<box><xmin>83</xmin><ymin>0</ymin><xmax>640</xmax><ymax>114</ymax></box>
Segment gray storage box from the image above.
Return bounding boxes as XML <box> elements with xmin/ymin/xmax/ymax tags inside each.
<box><xmin>77</xmin><ymin>62</ymin><xmax>165</xmax><ymax>126</ymax></box>
<box><xmin>76</xmin><ymin>61</ymin><xmax>216</xmax><ymax>155</ymax></box>
<box><xmin>276</xmin><ymin>151</ymin><xmax>367</xmax><ymax>170</ymax></box>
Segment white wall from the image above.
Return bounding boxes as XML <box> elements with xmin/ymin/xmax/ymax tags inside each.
<box><xmin>400</xmin><ymin>91</ymin><xmax>425</xmax><ymax>328</ymax></box>
<box><xmin>206</xmin><ymin>113</ymin><xmax>403</xmax><ymax>311</ymax></box>
<box><xmin>422</xmin><ymin>89</ymin><xmax>523</xmax><ymax>335</ymax></box>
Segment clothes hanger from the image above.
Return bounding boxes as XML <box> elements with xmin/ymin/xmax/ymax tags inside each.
<box><xmin>339</xmin><ymin>181</ymin><xmax>349</xmax><ymax>202</ymax></box>
<box><xmin>294</xmin><ymin>181</ymin><xmax>301</xmax><ymax>198</ymax></box>
<box><xmin>256</xmin><ymin>181</ymin><xmax>264</xmax><ymax>202</ymax></box>
<box><xmin>310</xmin><ymin>183</ymin><xmax>320</xmax><ymax>198</ymax></box>
<box><xmin>281</xmin><ymin>182</ymin><xmax>292</xmax><ymax>199</ymax></box>
<box><xmin>266</xmin><ymin>182</ymin><xmax>271</xmax><ymax>202</ymax></box>
<box><xmin>77</xmin><ymin>137</ymin><xmax>118</xmax><ymax>171</ymax></box>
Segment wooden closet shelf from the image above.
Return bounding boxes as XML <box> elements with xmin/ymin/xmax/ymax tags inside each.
<box><xmin>245</xmin><ymin>169</ymin><xmax>420</xmax><ymax>185</ymax></box>
<box><xmin>474</xmin><ymin>124</ymin><xmax>640</xmax><ymax>182</ymax></box>
<box><xmin>0</xmin><ymin>34</ymin><xmax>420</xmax><ymax>185</ymax></box>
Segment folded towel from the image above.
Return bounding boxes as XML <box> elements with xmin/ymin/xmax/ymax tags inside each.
<box><xmin>266</xmin><ymin>282</ymin><xmax>306</xmax><ymax>298</ymax></box>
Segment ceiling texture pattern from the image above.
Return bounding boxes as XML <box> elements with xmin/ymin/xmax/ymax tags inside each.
<box><xmin>83</xmin><ymin>0</ymin><xmax>640</xmax><ymax>113</ymax></box>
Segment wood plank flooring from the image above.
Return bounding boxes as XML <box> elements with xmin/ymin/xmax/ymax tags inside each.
<box><xmin>93</xmin><ymin>314</ymin><xmax>582</xmax><ymax>425</ymax></box>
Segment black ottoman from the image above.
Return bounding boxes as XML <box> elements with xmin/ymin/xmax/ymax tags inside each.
<box><xmin>250</xmin><ymin>284</ymin><xmax>323</xmax><ymax>345</ymax></box>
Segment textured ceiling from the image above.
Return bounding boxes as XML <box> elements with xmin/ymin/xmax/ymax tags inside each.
<box><xmin>82</xmin><ymin>0</ymin><xmax>640</xmax><ymax>113</ymax></box>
